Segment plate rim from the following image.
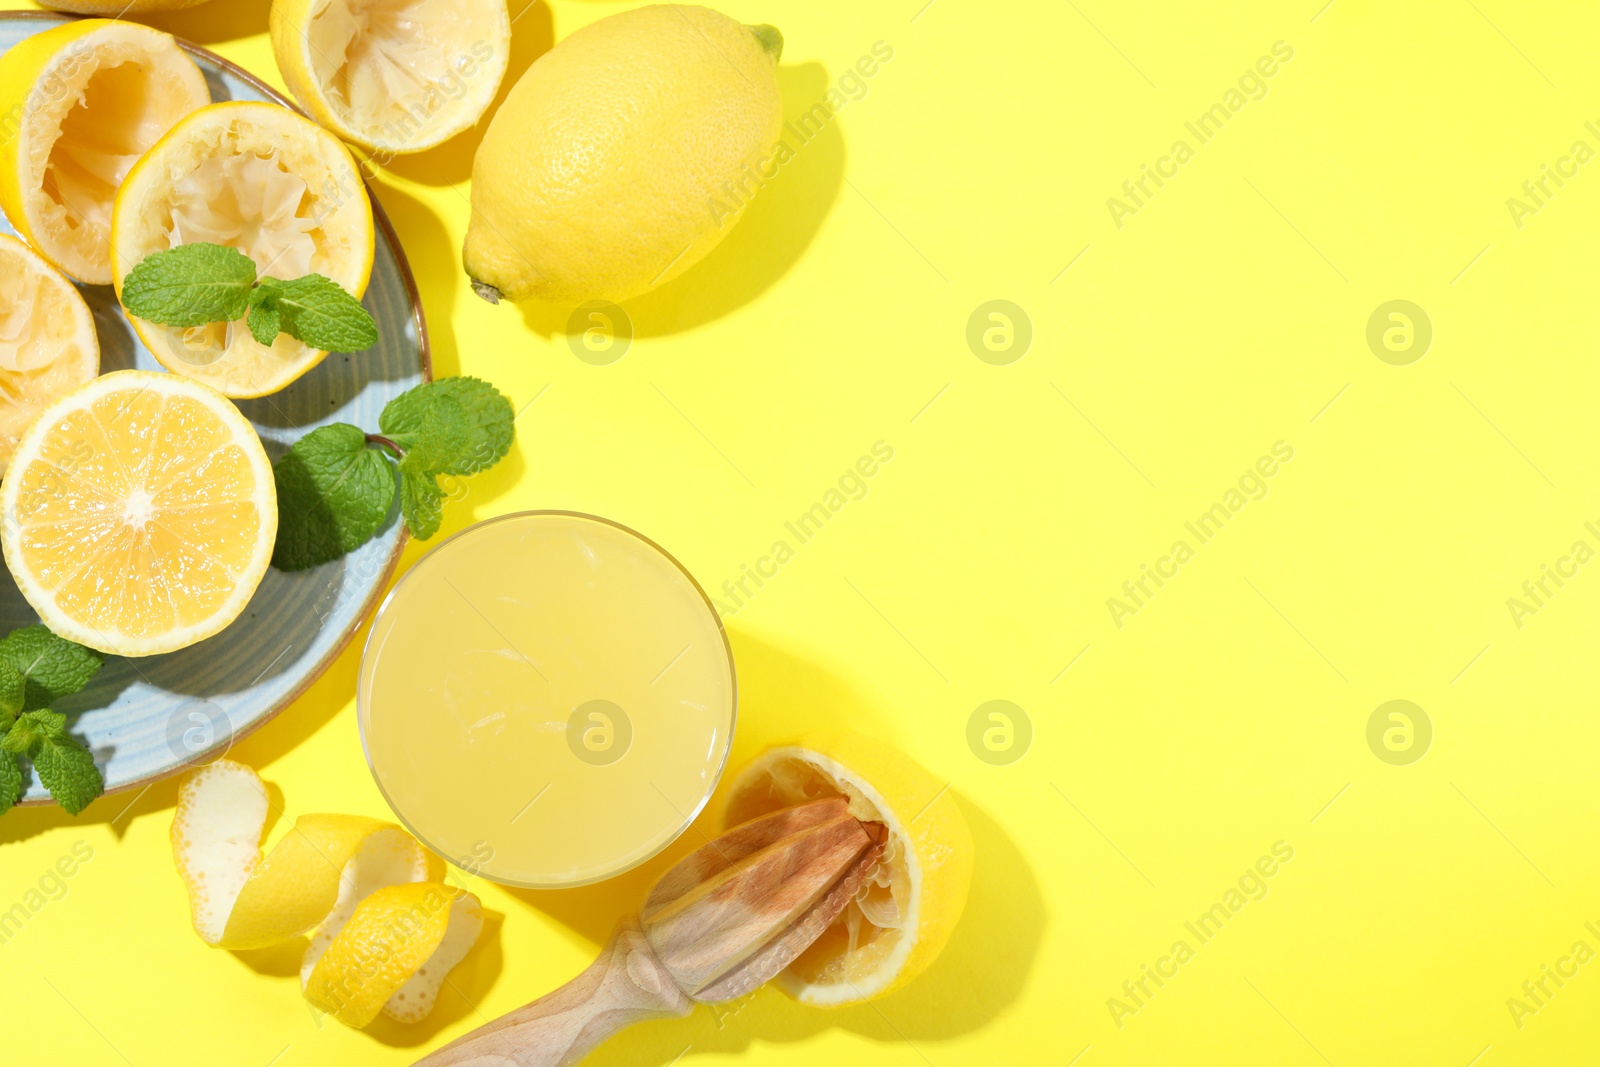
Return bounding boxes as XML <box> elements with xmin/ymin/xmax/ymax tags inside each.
<box><xmin>3</xmin><ymin>10</ymin><xmax>434</xmax><ymax>804</ymax></box>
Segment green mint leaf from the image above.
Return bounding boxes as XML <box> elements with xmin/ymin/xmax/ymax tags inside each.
<box><xmin>248</xmin><ymin>300</ymin><xmax>282</xmax><ymax>347</ymax></box>
<box><xmin>0</xmin><ymin>660</ymin><xmax>23</xmax><ymax>729</ymax></box>
<box><xmin>272</xmin><ymin>424</ymin><xmax>397</xmax><ymax>572</ymax></box>
<box><xmin>120</xmin><ymin>243</ymin><xmax>258</xmax><ymax>327</ymax></box>
<box><xmin>269</xmin><ymin>274</ymin><xmax>378</xmax><ymax>352</ymax></box>
<box><xmin>17</xmin><ymin>712</ymin><xmax>102</xmax><ymax>816</ymax></box>
<box><xmin>397</xmin><ymin>394</ymin><xmax>473</xmax><ymax>473</ymax></box>
<box><xmin>398</xmin><ymin>466</ymin><xmax>444</xmax><ymax>540</ymax></box>
<box><xmin>380</xmin><ymin>377</ymin><xmax>515</xmax><ymax>476</ymax></box>
<box><xmin>0</xmin><ymin>626</ymin><xmax>103</xmax><ymax>711</ymax></box>
<box><xmin>0</xmin><ymin>748</ymin><xmax>22</xmax><ymax>816</ymax></box>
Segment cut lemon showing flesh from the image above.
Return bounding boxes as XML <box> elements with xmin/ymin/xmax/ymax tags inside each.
<box><xmin>271</xmin><ymin>0</ymin><xmax>510</xmax><ymax>154</ymax></box>
<box><xmin>111</xmin><ymin>102</ymin><xmax>375</xmax><ymax>398</ymax></box>
<box><xmin>723</xmin><ymin>732</ymin><xmax>974</xmax><ymax>1006</ymax></box>
<box><xmin>0</xmin><ymin>233</ymin><xmax>99</xmax><ymax>476</ymax></box>
<box><xmin>0</xmin><ymin>19</ymin><xmax>209</xmax><ymax>285</ymax></box>
<box><xmin>0</xmin><ymin>370</ymin><xmax>277</xmax><ymax>657</ymax></box>
<box><xmin>172</xmin><ymin>759</ymin><xmax>484</xmax><ymax>1027</ymax></box>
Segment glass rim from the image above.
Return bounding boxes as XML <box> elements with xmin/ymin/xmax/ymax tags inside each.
<box><xmin>355</xmin><ymin>509</ymin><xmax>739</xmax><ymax>889</ymax></box>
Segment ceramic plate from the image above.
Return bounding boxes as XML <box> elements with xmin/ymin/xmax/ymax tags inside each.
<box><xmin>0</xmin><ymin>13</ymin><xmax>430</xmax><ymax>804</ymax></box>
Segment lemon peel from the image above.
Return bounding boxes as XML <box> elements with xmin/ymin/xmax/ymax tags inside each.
<box><xmin>171</xmin><ymin>760</ymin><xmax>483</xmax><ymax>1026</ymax></box>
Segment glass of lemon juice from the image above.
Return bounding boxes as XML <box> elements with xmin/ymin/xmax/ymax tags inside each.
<box><xmin>357</xmin><ymin>511</ymin><xmax>736</xmax><ymax>888</ymax></box>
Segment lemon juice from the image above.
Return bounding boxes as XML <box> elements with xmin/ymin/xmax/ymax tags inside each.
<box><xmin>357</xmin><ymin>511</ymin><xmax>736</xmax><ymax>888</ymax></box>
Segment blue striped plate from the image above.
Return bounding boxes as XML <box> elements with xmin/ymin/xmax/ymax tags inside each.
<box><xmin>0</xmin><ymin>12</ymin><xmax>430</xmax><ymax>805</ymax></box>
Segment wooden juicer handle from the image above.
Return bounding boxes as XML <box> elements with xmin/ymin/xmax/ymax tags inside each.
<box><xmin>415</xmin><ymin>798</ymin><xmax>886</xmax><ymax>1067</ymax></box>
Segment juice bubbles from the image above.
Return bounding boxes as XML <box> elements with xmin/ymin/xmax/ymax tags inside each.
<box><xmin>358</xmin><ymin>511</ymin><xmax>736</xmax><ymax>887</ymax></box>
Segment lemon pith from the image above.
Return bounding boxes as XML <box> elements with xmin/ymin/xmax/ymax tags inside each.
<box><xmin>271</xmin><ymin>0</ymin><xmax>511</xmax><ymax>153</ymax></box>
<box><xmin>722</xmin><ymin>732</ymin><xmax>974</xmax><ymax>1006</ymax></box>
<box><xmin>0</xmin><ymin>370</ymin><xmax>278</xmax><ymax>657</ymax></box>
<box><xmin>111</xmin><ymin>101</ymin><xmax>375</xmax><ymax>399</ymax></box>
<box><xmin>463</xmin><ymin>4</ymin><xmax>784</xmax><ymax>305</ymax></box>
<box><xmin>0</xmin><ymin>233</ymin><xmax>99</xmax><ymax>476</ymax></box>
<box><xmin>0</xmin><ymin>19</ymin><xmax>209</xmax><ymax>284</ymax></box>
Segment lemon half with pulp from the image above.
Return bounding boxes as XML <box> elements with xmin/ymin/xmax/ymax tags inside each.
<box><xmin>723</xmin><ymin>732</ymin><xmax>974</xmax><ymax>1006</ymax></box>
<box><xmin>271</xmin><ymin>0</ymin><xmax>511</xmax><ymax>154</ymax></box>
<box><xmin>0</xmin><ymin>19</ymin><xmax>209</xmax><ymax>285</ymax></box>
<box><xmin>0</xmin><ymin>233</ymin><xmax>99</xmax><ymax>476</ymax></box>
<box><xmin>111</xmin><ymin>101</ymin><xmax>375</xmax><ymax>398</ymax></box>
<box><xmin>0</xmin><ymin>370</ymin><xmax>278</xmax><ymax>657</ymax></box>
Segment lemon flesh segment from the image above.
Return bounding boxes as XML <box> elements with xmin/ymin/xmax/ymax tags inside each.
<box><xmin>0</xmin><ymin>19</ymin><xmax>209</xmax><ymax>285</ymax></box>
<box><xmin>463</xmin><ymin>4</ymin><xmax>783</xmax><ymax>304</ymax></box>
<box><xmin>272</xmin><ymin>0</ymin><xmax>510</xmax><ymax>153</ymax></box>
<box><xmin>171</xmin><ymin>760</ymin><xmax>484</xmax><ymax>1028</ymax></box>
<box><xmin>111</xmin><ymin>102</ymin><xmax>375</xmax><ymax>398</ymax></box>
<box><xmin>0</xmin><ymin>233</ymin><xmax>99</xmax><ymax>476</ymax></box>
<box><xmin>723</xmin><ymin>733</ymin><xmax>975</xmax><ymax>1006</ymax></box>
<box><xmin>0</xmin><ymin>370</ymin><xmax>277</xmax><ymax>657</ymax></box>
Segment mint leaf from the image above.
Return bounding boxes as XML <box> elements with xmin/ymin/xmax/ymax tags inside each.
<box><xmin>392</xmin><ymin>394</ymin><xmax>473</xmax><ymax>473</ymax></box>
<box><xmin>121</xmin><ymin>243</ymin><xmax>258</xmax><ymax>326</ymax></box>
<box><xmin>0</xmin><ymin>626</ymin><xmax>103</xmax><ymax>711</ymax></box>
<box><xmin>399</xmin><ymin>466</ymin><xmax>444</xmax><ymax>540</ymax></box>
<box><xmin>0</xmin><ymin>749</ymin><xmax>22</xmax><ymax>816</ymax></box>
<box><xmin>265</xmin><ymin>275</ymin><xmax>378</xmax><ymax>352</ymax></box>
<box><xmin>0</xmin><ymin>660</ymin><xmax>23</xmax><ymax>729</ymax></box>
<box><xmin>14</xmin><ymin>712</ymin><xmax>102</xmax><ymax>816</ymax></box>
<box><xmin>272</xmin><ymin>424</ymin><xmax>397</xmax><ymax>571</ymax></box>
<box><xmin>248</xmin><ymin>300</ymin><xmax>281</xmax><ymax>347</ymax></box>
<box><xmin>380</xmin><ymin>378</ymin><xmax>515</xmax><ymax>476</ymax></box>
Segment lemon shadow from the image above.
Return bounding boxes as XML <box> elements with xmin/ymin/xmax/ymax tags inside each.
<box><xmin>578</xmin><ymin>795</ymin><xmax>1039</xmax><ymax>1065</ymax></box>
<box><xmin>479</xmin><ymin>634</ymin><xmax>1045</xmax><ymax>1061</ymax></box>
<box><xmin>138</xmin><ymin>0</ymin><xmax>272</xmax><ymax>46</ymax></box>
<box><xmin>366</xmin><ymin>181</ymin><xmax>461</xmax><ymax>375</ymax></box>
<box><xmin>378</xmin><ymin>1</ymin><xmax>555</xmax><ymax>188</ymax></box>
<box><xmin>511</xmin><ymin>60</ymin><xmax>844</xmax><ymax>341</ymax></box>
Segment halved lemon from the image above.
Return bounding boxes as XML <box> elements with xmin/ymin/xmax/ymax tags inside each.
<box><xmin>271</xmin><ymin>0</ymin><xmax>511</xmax><ymax>154</ymax></box>
<box><xmin>0</xmin><ymin>370</ymin><xmax>277</xmax><ymax>657</ymax></box>
<box><xmin>722</xmin><ymin>732</ymin><xmax>974</xmax><ymax>1006</ymax></box>
<box><xmin>0</xmin><ymin>233</ymin><xmax>99</xmax><ymax>476</ymax></box>
<box><xmin>111</xmin><ymin>101</ymin><xmax>375</xmax><ymax>398</ymax></box>
<box><xmin>0</xmin><ymin>19</ymin><xmax>209</xmax><ymax>285</ymax></box>
<box><xmin>173</xmin><ymin>759</ymin><xmax>485</xmax><ymax>1028</ymax></box>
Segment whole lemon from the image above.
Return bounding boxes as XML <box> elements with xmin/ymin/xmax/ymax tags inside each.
<box><xmin>464</xmin><ymin>5</ymin><xmax>783</xmax><ymax>305</ymax></box>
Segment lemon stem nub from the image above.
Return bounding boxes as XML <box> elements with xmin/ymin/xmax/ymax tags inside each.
<box><xmin>471</xmin><ymin>280</ymin><xmax>503</xmax><ymax>305</ymax></box>
<box><xmin>749</xmin><ymin>24</ymin><xmax>783</xmax><ymax>60</ymax></box>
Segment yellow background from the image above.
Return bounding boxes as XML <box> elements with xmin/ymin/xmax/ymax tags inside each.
<box><xmin>2</xmin><ymin>0</ymin><xmax>1596</xmax><ymax>1064</ymax></box>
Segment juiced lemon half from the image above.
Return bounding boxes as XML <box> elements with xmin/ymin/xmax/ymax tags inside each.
<box><xmin>723</xmin><ymin>732</ymin><xmax>974</xmax><ymax>1006</ymax></box>
<box><xmin>271</xmin><ymin>0</ymin><xmax>510</xmax><ymax>153</ymax></box>
<box><xmin>0</xmin><ymin>19</ymin><xmax>209</xmax><ymax>284</ymax></box>
<box><xmin>0</xmin><ymin>233</ymin><xmax>99</xmax><ymax>476</ymax></box>
<box><xmin>0</xmin><ymin>370</ymin><xmax>277</xmax><ymax>657</ymax></box>
<box><xmin>111</xmin><ymin>102</ymin><xmax>375</xmax><ymax>398</ymax></box>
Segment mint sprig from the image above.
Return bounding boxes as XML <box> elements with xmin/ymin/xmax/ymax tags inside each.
<box><xmin>120</xmin><ymin>242</ymin><xmax>377</xmax><ymax>352</ymax></box>
<box><xmin>0</xmin><ymin>626</ymin><xmax>104</xmax><ymax>817</ymax></box>
<box><xmin>272</xmin><ymin>377</ymin><xmax>515</xmax><ymax>571</ymax></box>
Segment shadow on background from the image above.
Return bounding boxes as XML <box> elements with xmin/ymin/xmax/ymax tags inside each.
<box><xmin>497</xmin><ymin>633</ymin><xmax>1040</xmax><ymax>1060</ymax></box>
<box><xmin>513</xmin><ymin>60</ymin><xmax>844</xmax><ymax>340</ymax></box>
<box><xmin>139</xmin><ymin>0</ymin><xmax>271</xmax><ymax>44</ymax></box>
